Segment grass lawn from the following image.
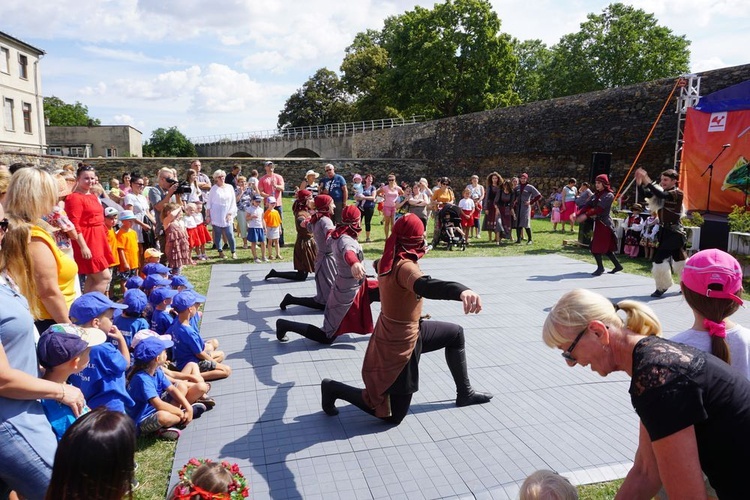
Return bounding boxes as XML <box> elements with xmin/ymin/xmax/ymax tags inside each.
<box><xmin>133</xmin><ymin>200</ymin><xmax>655</xmax><ymax>499</ymax></box>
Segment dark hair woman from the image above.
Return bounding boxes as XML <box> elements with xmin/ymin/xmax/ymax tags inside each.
<box><xmin>483</xmin><ymin>172</ymin><xmax>502</xmax><ymax>242</ymax></box>
<box><xmin>265</xmin><ymin>190</ymin><xmax>317</xmax><ymax>282</ymax></box>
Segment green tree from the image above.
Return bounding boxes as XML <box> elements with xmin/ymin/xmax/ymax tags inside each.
<box><xmin>142</xmin><ymin>127</ymin><xmax>196</xmax><ymax>157</ymax></box>
<box><xmin>511</xmin><ymin>39</ymin><xmax>554</xmax><ymax>103</ymax></box>
<box><xmin>545</xmin><ymin>3</ymin><xmax>690</xmax><ymax>97</ymax></box>
<box><xmin>277</xmin><ymin>68</ymin><xmax>353</xmax><ymax>128</ymax></box>
<box><xmin>43</xmin><ymin>96</ymin><xmax>101</xmax><ymax>126</ymax></box>
<box><xmin>339</xmin><ymin>0</ymin><xmax>519</xmax><ymax>121</ymax></box>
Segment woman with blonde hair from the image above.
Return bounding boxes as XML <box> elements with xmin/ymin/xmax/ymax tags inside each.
<box><xmin>544</xmin><ymin>288</ymin><xmax>750</xmax><ymax>499</ymax></box>
<box><xmin>4</xmin><ymin>167</ymin><xmax>78</xmax><ymax>331</ymax></box>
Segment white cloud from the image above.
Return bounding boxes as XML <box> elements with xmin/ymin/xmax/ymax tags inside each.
<box><xmin>79</xmin><ymin>82</ymin><xmax>107</xmax><ymax>96</ymax></box>
<box><xmin>112</xmin><ymin>114</ymin><xmax>135</xmax><ymax>125</ymax></box>
<box><xmin>81</xmin><ymin>45</ymin><xmax>184</xmax><ymax>65</ymax></box>
<box><xmin>191</xmin><ymin>64</ymin><xmax>263</xmax><ymax>113</ymax></box>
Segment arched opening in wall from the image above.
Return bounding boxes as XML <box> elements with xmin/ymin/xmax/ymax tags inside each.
<box><xmin>285</xmin><ymin>148</ymin><xmax>319</xmax><ymax>158</ymax></box>
<box><xmin>230</xmin><ymin>151</ymin><xmax>254</xmax><ymax>157</ymax></box>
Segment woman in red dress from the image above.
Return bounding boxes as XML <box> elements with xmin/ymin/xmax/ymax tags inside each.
<box><xmin>64</xmin><ymin>165</ymin><xmax>115</xmax><ymax>293</ymax></box>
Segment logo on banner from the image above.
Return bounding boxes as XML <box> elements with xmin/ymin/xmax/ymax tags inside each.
<box><xmin>708</xmin><ymin>112</ymin><xmax>727</xmax><ymax>132</ymax></box>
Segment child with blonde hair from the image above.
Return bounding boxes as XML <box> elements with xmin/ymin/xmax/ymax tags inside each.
<box><xmin>550</xmin><ymin>200</ymin><xmax>562</xmax><ymax>232</ymax></box>
<box><xmin>520</xmin><ymin>469</ymin><xmax>578</xmax><ymax>500</ymax></box>
<box><xmin>192</xmin><ymin>201</ymin><xmax>211</xmax><ymax>261</ymax></box>
<box><xmin>183</xmin><ymin>203</ymin><xmax>204</xmax><ymax>262</ymax></box>
<box><xmin>162</xmin><ymin>202</ymin><xmax>192</xmax><ymax>272</ymax></box>
<box><xmin>172</xmin><ymin>458</ymin><xmax>249</xmax><ymax>499</ymax></box>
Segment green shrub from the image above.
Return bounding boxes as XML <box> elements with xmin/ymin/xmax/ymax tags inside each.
<box><xmin>728</xmin><ymin>205</ymin><xmax>750</xmax><ymax>233</ymax></box>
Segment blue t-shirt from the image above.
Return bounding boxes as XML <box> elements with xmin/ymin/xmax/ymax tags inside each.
<box><xmin>113</xmin><ymin>315</ymin><xmax>149</xmax><ymax>349</ymax></box>
<box><xmin>168</xmin><ymin>321</ymin><xmax>205</xmax><ymax>370</ymax></box>
<box><xmin>126</xmin><ymin>368</ymin><xmax>171</xmax><ymax>424</ymax></box>
<box><xmin>40</xmin><ymin>398</ymin><xmax>90</xmax><ymax>441</ymax></box>
<box><xmin>321</xmin><ymin>174</ymin><xmax>347</xmax><ymax>202</ymax></box>
<box><xmin>189</xmin><ymin>311</ymin><xmax>201</xmax><ymax>333</ymax></box>
<box><xmin>69</xmin><ymin>343</ymin><xmax>134</xmax><ymax>413</ymax></box>
<box><xmin>151</xmin><ymin>309</ymin><xmax>175</xmax><ymax>335</ymax></box>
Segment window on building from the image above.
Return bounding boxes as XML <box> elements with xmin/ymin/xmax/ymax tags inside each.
<box><xmin>3</xmin><ymin>98</ymin><xmax>14</xmax><ymax>132</ymax></box>
<box><xmin>0</xmin><ymin>47</ymin><xmax>9</xmax><ymax>74</ymax></box>
<box><xmin>106</xmin><ymin>147</ymin><xmax>118</xmax><ymax>157</ymax></box>
<box><xmin>22</xmin><ymin>102</ymin><xmax>32</xmax><ymax>133</ymax></box>
<box><xmin>18</xmin><ymin>54</ymin><xmax>28</xmax><ymax>79</ymax></box>
<box><xmin>49</xmin><ymin>147</ymin><xmax>62</xmax><ymax>155</ymax></box>
<box><xmin>69</xmin><ymin>147</ymin><xmax>84</xmax><ymax>157</ymax></box>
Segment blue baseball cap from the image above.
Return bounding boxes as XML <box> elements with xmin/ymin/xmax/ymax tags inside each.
<box><xmin>148</xmin><ymin>287</ymin><xmax>178</xmax><ymax>305</ymax></box>
<box><xmin>142</xmin><ymin>263</ymin><xmax>170</xmax><ymax>276</ymax></box>
<box><xmin>125</xmin><ymin>275</ymin><xmax>144</xmax><ymax>289</ymax></box>
<box><xmin>123</xmin><ymin>289</ymin><xmax>148</xmax><ymax>314</ymax></box>
<box><xmin>143</xmin><ymin>275</ymin><xmax>171</xmax><ymax>291</ymax></box>
<box><xmin>37</xmin><ymin>324</ymin><xmax>107</xmax><ymax>368</ymax></box>
<box><xmin>70</xmin><ymin>292</ymin><xmax>128</xmax><ymax>325</ymax></box>
<box><xmin>133</xmin><ymin>336</ymin><xmax>174</xmax><ymax>363</ymax></box>
<box><xmin>171</xmin><ymin>275</ymin><xmax>194</xmax><ymax>289</ymax></box>
<box><xmin>172</xmin><ymin>290</ymin><xmax>207</xmax><ymax>313</ymax></box>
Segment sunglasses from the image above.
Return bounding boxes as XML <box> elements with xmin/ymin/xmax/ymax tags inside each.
<box><xmin>0</xmin><ymin>218</ymin><xmax>8</xmax><ymax>232</ymax></box>
<box><xmin>133</xmin><ymin>182</ymin><xmax>145</xmax><ymax>186</ymax></box>
<box><xmin>561</xmin><ymin>326</ymin><xmax>587</xmax><ymax>366</ymax></box>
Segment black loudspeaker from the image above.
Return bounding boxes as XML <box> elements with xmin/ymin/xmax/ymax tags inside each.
<box><xmin>590</xmin><ymin>152</ymin><xmax>612</xmax><ymax>183</ymax></box>
<box><xmin>699</xmin><ymin>218</ymin><xmax>729</xmax><ymax>252</ymax></box>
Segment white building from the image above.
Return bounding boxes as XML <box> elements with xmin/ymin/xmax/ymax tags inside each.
<box><xmin>46</xmin><ymin>125</ymin><xmax>143</xmax><ymax>158</ymax></box>
<box><xmin>0</xmin><ymin>31</ymin><xmax>45</xmax><ymax>154</ymax></box>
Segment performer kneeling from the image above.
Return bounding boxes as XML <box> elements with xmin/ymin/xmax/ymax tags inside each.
<box><xmin>276</xmin><ymin>205</ymin><xmax>378</xmax><ymax>343</ymax></box>
<box><xmin>265</xmin><ymin>190</ymin><xmax>316</xmax><ymax>282</ymax></box>
<box><xmin>321</xmin><ymin>213</ymin><xmax>492</xmax><ymax>425</ymax></box>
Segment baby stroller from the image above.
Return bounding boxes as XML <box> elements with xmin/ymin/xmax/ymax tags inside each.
<box><xmin>437</xmin><ymin>204</ymin><xmax>467</xmax><ymax>251</ymax></box>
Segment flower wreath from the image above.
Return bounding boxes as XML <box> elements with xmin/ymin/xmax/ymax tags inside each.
<box><xmin>173</xmin><ymin>458</ymin><xmax>249</xmax><ymax>499</ymax></box>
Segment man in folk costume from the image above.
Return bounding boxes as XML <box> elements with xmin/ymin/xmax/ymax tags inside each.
<box><xmin>512</xmin><ymin>173</ymin><xmax>542</xmax><ymax>244</ymax></box>
<box><xmin>576</xmin><ymin>174</ymin><xmax>623</xmax><ymax>276</ymax></box>
<box><xmin>275</xmin><ymin>205</ymin><xmax>378</xmax><ymax>343</ymax></box>
<box><xmin>635</xmin><ymin>167</ymin><xmax>687</xmax><ymax>297</ymax></box>
<box><xmin>320</xmin><ymin>213</ymin><xmax>492</xmax><ymax>425</ymax></box>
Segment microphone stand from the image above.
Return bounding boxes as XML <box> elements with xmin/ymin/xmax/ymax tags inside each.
<box><xmin>701</xmin><ymin>145</ymin><xmax>730</xmax><ymax>215</ymax></box>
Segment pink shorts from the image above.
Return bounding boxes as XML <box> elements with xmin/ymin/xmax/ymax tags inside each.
<box><xmin>383</xmin><ymin>205</ymin><xmax>396</xmax><ymax>217</ymax></box>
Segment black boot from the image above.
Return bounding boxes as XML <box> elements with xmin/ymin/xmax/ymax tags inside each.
<box><xmin>321</xmin><ymin>379</ymin><xmax>375</xmax><ymax>416</ymax></box>
<box><xmin>592</xmin><ymin>254</ymin><xmax>605</xmax><ymax>276</ymax></box>
<box><xmin>445</xmin><ymin>347</ymin><xmax>493</xmax><ymax>407</ymax></box>
<box><xmin>275</xmin><ymin>319</ymin><xmax>333</xmax><ymax>344</ymax></box>
<box><xmin>607</xmin><ymin>252</ymin><xmax>624</xmax><ymax>274</ymax></box>
<box><xmin>267</xmin><ymin>270</ymin><xmax>308</xmax><ymax>282</ymax></box>
<box><xmin>280</xmin><ymin>294</ymin><xmax>325</xmax><ymax>311</ymax></box>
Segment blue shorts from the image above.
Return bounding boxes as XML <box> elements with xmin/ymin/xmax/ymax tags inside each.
<box><xmin>247</xmin><ymin>228</ymin><xmax>266</xmax><ymax>243</ymax></box>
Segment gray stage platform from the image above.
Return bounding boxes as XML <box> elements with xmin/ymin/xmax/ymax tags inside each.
<box><xmin>168</xmin><ymin>255</ymin><xmax>750</xmax><ymax>499</ymax></box>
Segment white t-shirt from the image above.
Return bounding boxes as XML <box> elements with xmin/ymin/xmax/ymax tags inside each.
<box><xmin>670</xmin><ymin>324</ymin><xmax>750</xmax><ymax>380</ymax></box>
<box><xmin>458</xmin><ymin>198</ymin><xmax>475</xmax><ymax>211</ymax></box>
<box><xmin>245</xmin><ymin>204</ymin><xmax>264</xmax><ymax>229</ymax></box>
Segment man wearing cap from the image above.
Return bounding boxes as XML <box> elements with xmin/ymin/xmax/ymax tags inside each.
<box><xmin>320</xmin><ymin>163</ymin><xmax>348</xmax><ymax>224</ymax></box>
<box><xmin>37</xmin><ymin>324</ymin><xmax>107</xmax><ymax>440</ymax></box>
<box><xmin>635</xmin><ymin>167</ymin><xmax>687</xmax><ymax>297</ymax></box>
<box><xmin>258</xmin><ymin>161</ymin><xmax>286</xmax><ymax>246</ymax></box>
<box><xmin>512</xmin><ymin>173</ymin><xmax>542</xmax><ymax>244</ymax></box>
<box><xmin>168</xmin><ymin>291</ymin><xmax>232</xmax><ymax>381</ymax></box>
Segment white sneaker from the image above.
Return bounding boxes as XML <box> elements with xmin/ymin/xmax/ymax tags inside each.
<box><xmin>231</xmin><ymin>253</ymin><xmax>237</xmax><ymax>259</ymax></box>
<box><xmin>254</xmin><ymin>258</ymin><xmax>262</xmax><ymax>263</ymax></box>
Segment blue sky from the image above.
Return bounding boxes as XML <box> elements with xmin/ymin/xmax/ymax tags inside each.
<box><xmin>3</xmin><ymin>0</ymin><xmax>748</xmax><ymax>142</ymax></box>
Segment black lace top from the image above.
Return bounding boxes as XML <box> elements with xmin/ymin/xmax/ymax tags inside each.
<box><xmin>629</xmin><ymin>336</ymin><xmax>750</xmax><ymax>499</ymax></box>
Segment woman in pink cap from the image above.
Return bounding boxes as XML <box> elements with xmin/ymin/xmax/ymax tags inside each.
<box><xmin>576</xmin><ymin>174</ymin><xmax>622</xmax><ymax>275</ymax></box>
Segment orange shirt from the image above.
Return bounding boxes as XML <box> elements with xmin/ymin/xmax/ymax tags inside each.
<box><xmin>116</xmin><ymin>227</ymin><xmax>139</xmax><ymax>271</ymax></box>
<box><xmin>263</xmin><ymin>209</ymin><xmax>281</xmax><ymax>228</ymax></box>
<box><xmin>107</xmin><ymin>227</ymin><xmax>120</xmax><ymax>267</ymax></box>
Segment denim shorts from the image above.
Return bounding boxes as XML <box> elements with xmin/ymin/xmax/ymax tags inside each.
<box><xmin>0</xmin><ymin>420</ymin><xmax>55</xmax><ymax>500</ymax></box>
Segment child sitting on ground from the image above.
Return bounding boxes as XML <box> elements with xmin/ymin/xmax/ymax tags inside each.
<box><xmin>264</xmin><ymin>196</ymin><xmax>282</xmax><ymax>260</ymax></box>
<box><xmin>550</xmin><ymin>200</ymin><xmax>562</xmax><ymax>232</ymax></box>
<box><xmin>67</xmin><ymin>292</ymin><xmax>134</xmax><ymax>413</ymax></box>
<box><xmin>112</xmin><ymin>289</ymin><xmax>150</xmax><ymax>348</ymax></box>
<box><xmin>168</xmin><ymin>291</ymin><xmax>232</xmax><ymax>381</ymax></box>
<box><xmin>126</xmin><ymin>336</ymin><xmax>206</xmax><ymax>441</ymax></box>
<box><xmin>37</xmin><ymin>324</ymin><xmax>107</xmax><ymax>440</ymax></box>
<box><xmin>163</xmin><ymin>202</ymin><xmax>193</xmax><ymax>273</ymax></box>
<box><xmin>172</xmin><ymin>458</ymin><xmax>249</xmax><ymax>499</ymax></box>
<box><xmin>150</xmin><ymin>286</ymin><xmax>179</xmax><ymax>335</ymax></box>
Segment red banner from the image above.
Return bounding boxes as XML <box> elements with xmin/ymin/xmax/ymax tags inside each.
<box><xmin>681</xmin><ymin>108</ymin><xmax>750</xmax><ymax>213</ymax></box>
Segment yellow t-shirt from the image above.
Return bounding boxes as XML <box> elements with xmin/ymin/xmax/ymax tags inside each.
<box><xmin>30</xmin><ymin>225</ymin><xmax>78</xmax><ymax>320</ymax></box>
<box><xmin>116</xmin><ymin>227</ymin><xmax>139</xmax><ymax>272</ymax></box>
<box><xmin>263</xmin><ymin>209</ymin><xmax>281</xmax><ymax>228</ymax></box>
<box><xmin>107</xmin><ymin>227</ymin><xmax>120</xmax><ymax>267</ymax></box>
<box><xmin>432</xmin><ymin>187</ymin><xmax>455</xmax><ymax>205</ymax></box>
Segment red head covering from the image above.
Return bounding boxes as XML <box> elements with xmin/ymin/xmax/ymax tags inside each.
<box><xmin>330</xmin><ymin>204</ymin><xmax>362</xmax><ymax>239</ymax></box>
<box><xmin>292</xmin><ymin>189</ymin><xmax>312</xmax><ymax>213</ymax></box>
<box><xmin>595</xmin><ymin>174</ymin><xmax>613</xmax><ymax>193</ymax></box>
<box><xmin>310</xmin><ymin>194</ymin><xmax>333</xmax><ymax>224</ymax></box>
<box><xmin>378</xmin><ymin>213</ymin><xmax>427</xmax><ymax>275</ymax></box>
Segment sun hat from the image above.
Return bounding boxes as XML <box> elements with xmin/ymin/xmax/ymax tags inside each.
<box><xmin>133</xmin><ymin>336</ymin><xmax>174</xmax><ymax>363</ymax></box>
<box><xmin>144</xmin><ymin>248</ymin><xmax>163</xmax><ymax>259</ymax></box>
<box><xmin>69</xmin><ymin>292</ymin><xmax>128</xmax><ymax>325</ymax></box>
<box><xmin>131</xmin><ymin>329</ymin><xmax>173</xmax><ymax>349</ymax></box>
<box><xmin>267</xmin><ymin>196</ymin><xmax>276</xmax><ymax>205</ymax></box>
<box><xmin>172</xmin><ymin>290</ymin><xmax>207</xmax><ymax>313</ymax></box>
<box><xmin>353</xmin><ymin>173</ymin><xmax>362</xmax><ymax>181</ymax></box>
<box><xmin>305</xmin><ymin>169</ymin><xmax>319</xmax><ymax>178</ymax></box>
<box><xmin>37</xmin><ymin>324</ymin><xmax>107</xmax><ymax>368</ymax></box>
<box><xmin>682</xmin><ymin>249</ymin><xmax>743</xmax><ymax>304</ymax></box>
<box><xmin>118</xmin><ymin>209</ymin><xmax>136</xmax><ymax>221</ymax></box>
